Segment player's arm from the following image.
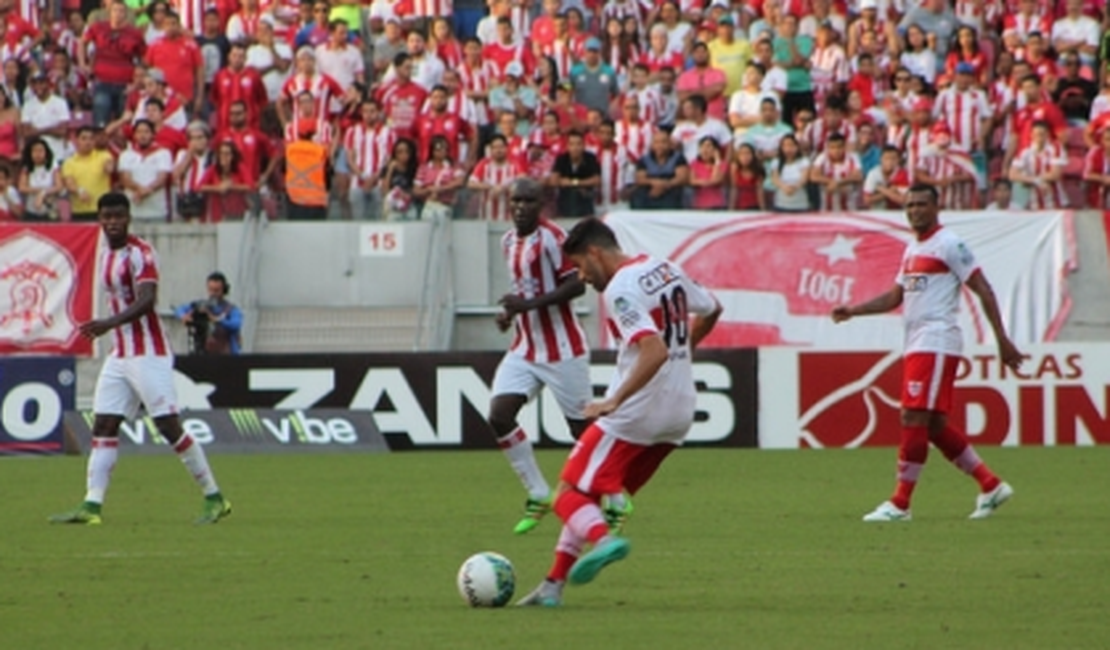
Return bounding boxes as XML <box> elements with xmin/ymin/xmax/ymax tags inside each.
<box><xmin>831</xmin><ymin>283</ymin><xmax>903</xmax><ymax>322</ymax></box>
<box><xmin>500</xmin><ymin>273</ymin><xmax>585</xmax><ymax>315</ymax></box>
<box><xmin>584</xmin><ymin>334</ymin><xmax>669</xmax><ymax>419</ymax></box>
<box><xmin>689</xmin><ymin>298</ymin><xmax>723</xmax><ymax>350</ymax></box>
<box><xmin>964</xmin><ymin>270</ymin><xmax>1023</xmax><ymax>370</ymax></box>
<box><xmin>79</xmin><ymin>282</ymin><xmax>157</xmax><ymax>339</ymax></box>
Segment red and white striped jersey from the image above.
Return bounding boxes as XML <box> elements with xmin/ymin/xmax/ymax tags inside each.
<box><xmin>604</xmin><ymin>43</ymin><xmax>638</xmax><ymax>78</ymax></box>
<box><xmin>176</xmin><ymin>0</ymin><xmax>212</xmax><ymax>36</ymax></box>
<box><xmin>283</xmin><ymin>116</ymin><xmax>335</xmax><ymax>144</ymax></box>
<box><xmin>615</xmin><ymin>119</ymin><xmax>654</xmax><ymax>162</ymax></box>
<box><xmin>174</xmin><ymin>149</ymin><xmax>211</xmax><ymax>193</ymax></box>
<box><xmin>540</xmin><ymin>39</ymin><xmax>575</xmax><ymax>80</ymax></box>
<box><xmin>886</xmin><ymin>122</ymin><xmax>909</xmax><ymax>150</ymax></box>
<box><xmin>637</xmin><ymin>49</ymin><xmax>685</xmax><ymax>75</ymax></box>
<box><xmin>471</xmin><ymin>157</ymin><xmax>524</xmax><ymax>221</ymax></box>
<box><xmin>1083</xmin><ymin>147</ymin><xmax>1110</xmax><ymax>208</ymax></box>
<box><xmin>1002</xmin><ymin>13</ymin><xmax>1053</xmax><ymax>47</ymax></box>
<box><xmin>809</xmin><ymin>45</ymin><xmax>849</xmax><ymax>109</ymax></box>
<box><xmin>421</xmin><ymin>90</ymin><xmax>481</xmax><ymax>129</ymax></box>
<box><xmin>101</xmin><ymin>236</ymin><xmax>173</xmax><ymax>358</ymax></box>
<box><xmin>812</xmin><ymin>151</ymin><xmax>862</xmax><ymax>210</ymax></box>
<box><xmin>802</xmin><ymin>118</ymin><xmax>857</xmax><ymax>155</ymax></box>
<box><xmin>344</xmin><ymin>122</ymin><xmax>395</xmax><ymax>179</ymax></box>
<box><xmin>593</xmin><ymin>143</ymin><xmax>633</xmax><ymax>208</ymax></box>
<box><xmin>55</xmin><ymin>28</ymin><xmax>82</xmax><ymax>62</ymax></box>
<box><xmin>1012</xmin><ymin>142</ymin><xmax>1067</xmax><ymax>209</ymax></box>
<box><xmin>501</xmin><ymin>219</ymin><xmax>588</xmax><ymax>363</ymax></box>
<box><xmin>601</xmin><ymin>0</ymin><xmax>648</xmax><ymax>31</ymax></box>
<box><xmin>917</xmin><ymin>151</ymin><xmax>978</xmax><ymax>209</ymax></box>
<box><xmin>934</xmin><ymin>87</ymin><xmax>991</xmax><ymax>152</ymax></box>
<box><xmin>954</xmin><ymin>0</ymin><xmax>1003</xmax><ymax>28</ymax></box>
<box><xmin>458</xmin><ymin>61</ymin><xmax>494</xmax><ymax>125</ymax></box>
<box><xmin>17</xmin><ymin>0</ymin><xmax>40</xmax><ymax>29</ymax></box>
<box><xmin>989</xmin><ymin>80</ymin><xmax>1017</xmax><ymax>150</ymax></box>
<box><xmin>904</xmin><ymin>126</ymin><xmax>932</xmax><ymax>183</ymax></box>
<box><xmin>410</xmin><ymin>0</ymin><xmax>453</xmax><ymax>17</ymax></box>
<box><xmin>628</xmin><ymin>86</ymin><xmax>662</xmax><ymax>123</ymax></box>
<box><xmin>281</xmin><ymin>72</ymin><xmax>344</xmax><ymax>117</ymax></box>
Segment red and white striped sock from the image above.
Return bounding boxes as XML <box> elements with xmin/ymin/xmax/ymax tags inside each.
<box><xmin>891</xmin><ymin>426</ymin><xmax>929</xmax><ymax>511</ymax></box>
<box><xmin>84</xmin><ymin>437</ymin><xmax>118</xmax><ymax>504</ymax></box>
<box><xmin>547</xmin><ymin>525</ymin><xmax>583</xmax><ymax>582</ymax></box>
<box><xmin>173</xmin><ymin>435</ymin><xmax>220</xmax><ymax>496</ymax></box>
<box><xmin>933</xmin><ymin>426</ymin><xmax>1000</xmax><ymax>492</ymax></box>
<box><xmin>554</xmin><ymin>488</ymin><xmax>609</xmax><ymax>544</ymax></box>
<box><xmin>497</xmin><ymin>426</ymin><xmax>550</xmax><ymax>501</ymax></box>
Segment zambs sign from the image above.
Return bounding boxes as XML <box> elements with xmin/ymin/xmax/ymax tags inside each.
<box><xmin>759</xmin><ymin>344</ymin><xmax>1110</xmax><ymax>449</ymax></box>
<box><xmin>64</xmin><ymin>409</ymin><xmax>388</xmax><ymax>454</ymax></box>
<box><xmin>66</xmin><ymin>350</ymin><xmax>757</xmax><ymax>452</ymax></box>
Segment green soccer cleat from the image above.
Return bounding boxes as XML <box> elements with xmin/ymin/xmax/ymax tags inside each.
<box><xmin>49</xmin><ymin>502</ymin><xmax>103</xmax><ymax>525</ymax></box>
<box><xmin>196</xmin><ymin>494</ymin><xmax>232</xmax><ymax>525</ymax></box>
<box><xmin>568</xmin><ymin>536</ymin><xmax>631</xmax><ymax>586</ymax></box>
<box><xmin>513</xmin><ymin>497</ymin><xmax>552</xmax><ymax>535</ymax></box>
<box><xmin>604</xmin><ymin>495</ymin><xmax>634</xmax><ymax>535</ymax></box>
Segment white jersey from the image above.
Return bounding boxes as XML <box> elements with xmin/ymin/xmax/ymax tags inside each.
<box><xmin>101</xmin><ymin>235</ymin><xmax>173</xmax><ymax>358</ymax></box>
<box><xmin>501</xmin><ymin>219</ymin><xmax>589</xmax><ymax>363</ymax></box>
<box><xmin>896</xmin><ymin>227</ymin><xmax>979</xmax><ymax>356</ymax></box>
<box><xmin>599</xmin><ymin>255</ymin><xmax>718</xmax><ymax>445</ymax></box>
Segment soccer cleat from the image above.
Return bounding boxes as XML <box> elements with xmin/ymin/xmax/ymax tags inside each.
<box><xmin>969</xmin><ymin>481</ymin><xmax>1013</xmax><ymax>520</ymax></box>
<box><xmin>515</xmin><ymin>579</ymin><xmax>564</xmax><ymax>607</ymax></box>
<box><xmin>604</xmin><ymin>495</ymin><xmax>634</xmax><ymax>535</ymax></box>
<box><xmin>49</xmin><ymin>502</ymin><xmax>103</xmax><ymax>525</ymax></box>
<box><xmin>568</xmin><ymin>536</ymin><xmax>631</xmax><ymax>586</ymax></box>
<box><xmin>196</xmin><ymin>494</ymin><xmax>232</xmax><ymax>525</ymax></box>
<box><xmin>862</xmin><ymin>500</ymin><xmax>912</xmax><ymax>522</ymax></box>
<box><xmin>512</xmin><ymin>497</ymin><xmax>552</xmax><ymax>535</ymax></box>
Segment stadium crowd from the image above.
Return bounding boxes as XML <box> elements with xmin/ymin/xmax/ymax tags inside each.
<box><xmin>0</xmin><ymin>0</ymin><xmax>1109</xmax><ymax>222</ymax></box>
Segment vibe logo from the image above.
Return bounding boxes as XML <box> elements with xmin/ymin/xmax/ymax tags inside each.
<box><xmin>228</xmin><ymin>409</ymin><xmax>358</xmax><ymax>444</ymax></box>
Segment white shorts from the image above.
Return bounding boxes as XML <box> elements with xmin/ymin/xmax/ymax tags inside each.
<box><xmin>92</xmin><ymin>355</ymin><xmax>179</xmax><ymax>419</ymax></box>
<box><xmin>491</xmin><ymin>353</ymin><xmax>591</xmax><ymax>421</ymax></box>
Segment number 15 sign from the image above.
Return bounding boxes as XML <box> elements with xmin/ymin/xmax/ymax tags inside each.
<box><xmin>359</xmin><ymin>224</ymin><xmax>404</xmax><ymax>258</ymax></box>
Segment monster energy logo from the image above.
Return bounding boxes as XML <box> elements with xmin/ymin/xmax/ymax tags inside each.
<box><xmin>228</xmin><ymin>409</ymin><xmax>265</xmax><ymax>439</ymax></box>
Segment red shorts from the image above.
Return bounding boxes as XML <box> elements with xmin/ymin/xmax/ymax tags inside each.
<box><xmin>560</xmin><ymin>424</ymin><xmax>675</xmax><ymax>496</ymax></box>
<box><xmin>902</xmin><ymin>352</ymin><xmax>960</xmax><ymax>413</ymax></box>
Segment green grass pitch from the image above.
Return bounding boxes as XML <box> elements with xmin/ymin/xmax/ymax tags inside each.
<box><xmin>3</xmin><ymin>447</ymin><xmax>1108</xmax><ymax>650</ymax></box>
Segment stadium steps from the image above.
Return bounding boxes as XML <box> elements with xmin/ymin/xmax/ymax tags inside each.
<box><xmin>252</xmin><ymin>307</ymin><xmax>422</xmax><ymax>353</ymax></box>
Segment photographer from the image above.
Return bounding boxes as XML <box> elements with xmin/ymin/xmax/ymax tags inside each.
<box><xmin>174</xmin><ymin>272</ymin><xmax>243</xmax><ymax>355</ymax></box>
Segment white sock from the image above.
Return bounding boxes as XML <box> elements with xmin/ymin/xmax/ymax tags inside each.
<box><xmin>606</xmin><ymin>493</ymin><xmax>627</xmax><ymax>511</ymax></box>
<box><xmin>497</xmin><ymin>427</ymin><xmax>550</xmax><ymax>500</ymax></box>
<box><xmin>173</xmin><ymin>435</ymin><xmax>220</xmax><ymax>496</ymax></box>
<box><xmin>84</xmin><ymin>437</ymin><xmax>118</xmax><ymax>504</ymax></box>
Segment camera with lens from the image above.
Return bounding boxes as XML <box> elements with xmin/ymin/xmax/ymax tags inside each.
<box><xmin>186</xmin><ymin>299</ymin><xmax>219</xmax><ymax>354</ymax></box>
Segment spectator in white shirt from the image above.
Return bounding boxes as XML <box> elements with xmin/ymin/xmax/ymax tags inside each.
<box><xmin>315</xmin><ymin>20</ymin><xmax>364</xmax><ymax>90</ymax></box>
<box><xmin>20</xmin><ymin>73</ymin><xmax>71</xmax><ymax>163</ymax></box>
<box><xmin>672</xmin><ymin>94</ymin><xmax>732</xmax><ymax>163</ymax></box>
<box><xmin>1051</xmin><ymin>0</ymin><xmax>1100</xmax><ymax>68</ymax></box>
<box><xmin>118</xmin><ymin>119</ymin><xmax>174</xmax><ymax>221</ymax></box>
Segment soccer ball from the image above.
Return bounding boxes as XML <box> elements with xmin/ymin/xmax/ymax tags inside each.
<box><xmin>456</xmin><ymin>552</ymin><xmax>515</xmax><ymax>608</ymax></box>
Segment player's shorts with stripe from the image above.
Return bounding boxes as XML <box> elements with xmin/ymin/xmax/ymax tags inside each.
<box><xmin>491</xmin><ymin>352</ymin><xmax>591</xmax><ymax>420</ymax></box>
<box><xmin>561</xmin><ymin>423</ymin><xmax>676</xmax><ymax>496</ymax></box>
<box><xmin>902</xmin><ymin>352</ymin><xmax>960</xmax><ymax>413</ymax></box>
<box><xmin>93</xmin><ymin>355</ymin><xmax>179</xmax><ymax>419</ymax></box>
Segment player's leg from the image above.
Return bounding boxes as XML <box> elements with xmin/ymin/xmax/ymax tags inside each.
<box><xmin>923</xmin><ymin>355</ymin><xmax>1012</xmax><ymax>518</ymax></box>
<box><xmin>863</xmin><ymin>352</ymin><xmax>939</xmax><ymax>522</ymax></box>
<box><xmin>139</xmin><ymin>356</ymin><xmax>232</xmax><ymax>524</ymax></box>
<box><xmin>50</xmin><ymin>359</ymin><xmax>134</xmax><ymax>524</ymax></box>
<box><xmin>489</xmin><ymin>353</ymin><xmax>553</xmax><ymax>533</ymax></box>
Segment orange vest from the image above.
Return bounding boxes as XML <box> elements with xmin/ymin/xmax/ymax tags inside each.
<box><xmin>285</xmin><ymin>140</ymin><xmax>328</xmax><ymax>207</ymax></box>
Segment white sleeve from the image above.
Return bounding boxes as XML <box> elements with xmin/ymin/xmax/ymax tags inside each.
<box><xmin>946</xmin><ymin>236</ymin><xmax>979</xmax><ymax>283</ymax></box>
<box><xmin>606</xmin><ymin>278</ymin><xmax>659</xmax><ymax>345</ymax></box>
<box><xmin>1083</xmin><ymin>21</ymin><xmax>1100</xmax><ymax>47</ymax></box>
<box><xmin>863</xmin><ymin>168</ymin><xmax>880</xmax><ymax>194</ymax></box>
<box><xmin>680</xmin><ymin>271</ymin><xmax>718</xmax><ymax>317</ymax></box>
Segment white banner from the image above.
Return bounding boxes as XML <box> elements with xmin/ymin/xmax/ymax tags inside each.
<box><xmin>759</xmin><ymin>344</ymin><xmax>1110</xmax><ymax>448</ymax></box>
<box><xmin>604</xmin><ymin>211</ymin><xmax>1078</xmax><ymax>349</ymax></box>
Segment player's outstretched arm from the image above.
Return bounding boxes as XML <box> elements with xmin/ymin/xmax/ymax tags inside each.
<box><xmin>965</xmin><ymin>271</ymin><xmax>1024</xmax><ymax>370</ymax></box>
<box><xmin>689</xmin><ymin>299</ymin><xmax>723</xmax><ymax>350</ymax></box>
<box><xmin>831</xmin><ymin>284</ymin><xmax>904</xmax><ymax>323</ymax></box>
<box><xmin>500</xmin><ymin>275</ymin><xmax>586</xmax><ymax>315</ymax></box>
<box><xmin>583</xmin><ymin>334</ymin><xmax>668</xmax><ymax>419</ymax></box>
<box><xmin>79</xmin><ymin>282</ymin><xmax>158</xmax><ymax>339</ymax></box>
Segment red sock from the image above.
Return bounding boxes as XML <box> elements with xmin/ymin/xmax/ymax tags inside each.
<box><xmin>891</xmin><ymin>426</ymin><xmax>929</xmax><ymax>511</ymax></box>
<box><xmin>933</xmin><ymin>426</ymin><xmax>1000</xmax><ymax>492</ymax></box>
<box><xmin>548</xmin><ymin>551</ymin><xmax>577</xmax><ymax>582</ymax></box>
<box><xmin>554</xmin><ymin>489</ymin><xmax>609</xmax><ymax>543</ymax></box>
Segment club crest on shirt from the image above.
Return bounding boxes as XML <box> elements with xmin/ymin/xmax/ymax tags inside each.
<box><xmin>907</xmin><ymin>381</ymin><xmax>922</xmax><ymax>397</ymax></box>
<box><xmin>614</xmin><ymin>296</ymin><xmax>631</xmax><ymax>313</ymax></box>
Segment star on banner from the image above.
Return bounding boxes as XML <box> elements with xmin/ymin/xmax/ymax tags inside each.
<box><xmin>817</xmin><ymin>234</ymin><xmax>862</xmax><ymax>265</ymax></box>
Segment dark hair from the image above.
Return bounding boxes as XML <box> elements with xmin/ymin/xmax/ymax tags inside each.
<box><xmin>993</xmin><ymin>178</ymin><xmax>1012</xmax><ymax>190</ymax></box>
<box><xmin>21</xmin><ymin>136</ymin><xmax>54</xmax><ymax>170</ymax></box>
<box><xmin>748</xmin><ymin>62</ymin><xmax>766</xmax><ymax>78</ymax></box>
<box><xmin>207</xmin><ymin>271</ymin><xmax>230</xmax><ymax>295</ymax></box>
<box><xmin>563</xmin><ymin>217</ymin><xmax>619</xmax><ymax>256</ymax></box>
<box><xmin>827</xmin><ymin>133</ymin><xmax>847</xmax><ymax>145</ymax></box>
<box><xmin>685</xmin><ymin>94</ymin><xmax>707</xmax><ymax>114</ymax></box>
<box><xmin>907</xmin><ymin>183</ymin><xmax>939</xmax><ymax>203</ymax></box>
<box><xmin>777</xmin><ymin>133</ymin><xmax>800</xmax><ymax>172</ymax></box>
<box><xmin>430</xmin><ymin>84</ymin><xmax>448</xmax><ymax>95</ymax></box>
<box><xmin>1021</xmin><ymin>73</ymin><xmax>1041</xmax><ymax>86</ymax></box>
<box><xmin>428</xmin><ymin>135</ymin><xmax>453</xmax><ymax>162</ymax></box>
<box><xmin>133</xmin><ymin>118</ymin><xmax>156</xmax><ymax>133</ymax></box>
<box><xmin>328</xmin><ymin>19</ymin><xmax>346</xmax><ymax>31</ymax></box>
<box><xmin>464</xmin><ymin>36</ymin><xmax>481</xmax><ymax>47</ymax></box>
<box><xmin>76</xmin><ymin>125</ymin><xmax>96</xmax><ymax>137</ymax></box>
<box><xmin>393</xmin><ymin>52</ymin><xmax>411</xmax><ymax>67</ymax></box>
<box><xmin>98</xmin><ymin>191</ymin><xmax>131</xmax><ymax>212</ymax></box>
<box><xmin>881</xmin><ymin>144</ymin><xmax>902</xmax><ymax>156</ymax></box>
<box><xmin>733</xmin><ymin>143</ymin><xmax>765</xmax><ymax>181</ymax></box>
<box><xmin>145</xmin><ymin>97</ymin><xmax>165</xmax><ymax>112</ymax></box>
<box><xmin>487</xmin><ymin>133</ymin><xmax>507</xmax><ymax>148</ymax></box>
<box><xmin>390</xmin><ymin>138</ymin><xmax>418</xmax><ymax>181</ymax></box>
<box><xmin>215</xmin><ymin>140</ymin><xmax>242</xmax><ymax>175</ymax></box>
<box><xmin>599</xmin><ymin>117</ymin><xmax>615</xmax><ymax>130</ymax></box>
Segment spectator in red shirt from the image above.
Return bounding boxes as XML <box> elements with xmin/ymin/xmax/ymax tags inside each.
<box><xmin>482</xmin><ymin>16</ymin><xmax>534</xmax><ymax>82</ymax></box>
<box><xmin>415</xmin><ymin>84</ymin><xmax>476</xmax><ymax>167</ymax></box>
<box><xmin>530</xmin><ymin>0</ymin><xmax>562</xmax><ymax>51</ymax></box>
<box><xmin>214</xmin><ymin>99</ymin><xmax>280</xmax><ymax>190</ymax></box>
<box><xmin>550</xmin><ymin>80</ymin><xmax>589</xmax><ymax>132</ymax></box>
<box><xmin>81</xmin><ymin>0</ymin><xmax>146</xmax><ymax>126</ymax></box>
<box><xmin>1006</xmin><ymin>74</ymin><xmax>1067</xmax><ymax>166</ymax></box>
<box><xmin>145</xmin><ymin>11</ymin><xmax>204</xmax><ymax>114</ymax></box>
<box><xmin>376</xmin><ymin>52</ymin><xmax>428</xmax><ymax>141</ymax></box>
<box><xmin>210</xmin><ymin>43</ymin><xmax>268</xmax><ymax>132</ymax></box>
<box><xmin>199</xmin><ymin>140</ymin><xmax>252</xmax><ymax>221</ymax></box>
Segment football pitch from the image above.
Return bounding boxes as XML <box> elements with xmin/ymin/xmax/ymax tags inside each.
<box><xmin>3</xmin><ymin>447</ymin><xmax>1108</xmax><ymax>650</ymax></box>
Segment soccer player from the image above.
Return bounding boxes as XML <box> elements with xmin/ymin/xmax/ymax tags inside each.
<box><xmin>517</xmin><ymin>217</ymin><xmax>722</xmax><ymax>607</ymax></box>
<box><xmin>831</xmin><ymin>184</ymin><xmax>1020</xmax><ymax>523</ymax></box>
<box><xmin>489</xmin><ymin>178</ymin><xmax>605</xmax><ymax>535</ymax></box>
<box><xmin>50</xmin><ymin>193</ymin><xmax>232</xmax><ymax>526</ymax></box>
